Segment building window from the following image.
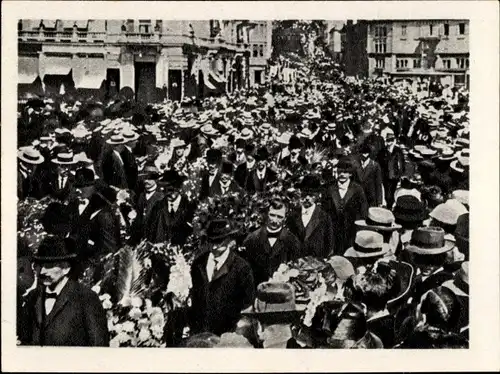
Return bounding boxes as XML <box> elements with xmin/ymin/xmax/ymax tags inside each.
<box><xmin>373</xmin><ymin>25</ymin><xmax>387</xmax><ymax>54</ymax></box>
<box><xmin>413</xmin><ymin>59</ymin><xmax>422</xmax><ymax>69</ymax></box>
<box><xmin>375</xmin><ymin>57</ymin><xmax>385</xmax><ymax>69</ymax></box>
<box><xmin>253</xmin><ymin>45</ymin><xmax>258</xmax><ymax>57</ymax></box>
<box><xmin>459</xmin><ymin>23</ymin><xmax>466</xmax><ymax>35</ymax></box>
<box><xmin>396</xmin><ymin>58</ymin><xmax>409</xmax><ymax>69</ymax></box>
<box><xmin>456</xmin><ymin>57</ymin><xmax>467</xmax><ymax>69</ymax></box>
<box><xmin>374</xmin><ymin>39</ymin><xmax>387</xmax><ymax>54</ymax></box>
<box><xmin>374</xmin><ymin>25</ymin><xmax>387</xmax><ymax>38</ymax></box>
<box><xmin>466</xmin><ymin>58</ymin><xmax>470</xmax><ymax>69</ymax></box>
<box><xmin>442</xmin><ymin>59</ymin><xmax>452</xmax><ymax>69</ymax></box>
<box><xmin>444</xmin><ymin>23</ymin><xmax>449</xmax><ymax>36</ymax></box>
<box><xmin>259</xmin><ymin>45</ymin><xmax>264</xmax><ymax>57</ymax></box>
<box><xmin>429</xmin><ymin>24</ymin><xmax>434</xmax><ymax>36</ymax></box>
<box><xmin>401</xmin><ymin>25</ymin><xmax>407</xmax><ymax>37</ymax></box>
<box><xmin>255</xmin><ymin>70</ymin><xmax>262</xmax><ymax>84</ymax></box>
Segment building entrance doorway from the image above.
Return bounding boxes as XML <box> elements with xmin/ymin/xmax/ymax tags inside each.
<box><xmin>134</xmin><ymin>62</ymin><xmax>156</xmax><ymax>103</ymax></box>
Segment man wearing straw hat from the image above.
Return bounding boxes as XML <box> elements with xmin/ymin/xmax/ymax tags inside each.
<box><xmin>101</xmin><ymin>133</ymin><xmax>129</xmax><ymax>190</ymax></box>
<box><xmin>17</xmin><ymin>146</ymin><xmax>45</xmax><ymax>200</ymax></box>
<box><xmin>46</xmin><ymin>149</ymin><xmax>79</xmax><ymax>201</ymax></box>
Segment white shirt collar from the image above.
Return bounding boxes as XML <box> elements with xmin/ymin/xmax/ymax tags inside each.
<box><xmin>209</xmin><ymin>249</ymin><xmax>231</xmax><ymax>270</ymax></box>
<box><xmin>301</xmin><ymin>203</ymin><xmax>316</xmax><ymax>217</ymax></box>
<box><xmin>46</xmin><ymin>276</ymin><xmax>69</xmax><ymax>295</ymax></box>
<box><xmin>362</xmin><ymin>158</ymin><xmax>370</xmax><ymax>169</ymax></box>
<box><xmin>145</xmin><ymin>188</ymin><xmax>157</xmax><ymax>200</ymax></box>
<box><xmin>247</xmin><ymin>159</ymin><xmax>255</xmax><ymax>169</ymax></box>
<box><xmin>338</xmin><ymin>179</ymin><xmax>350</xmax><ymax>190</ymax></box>
<box><xmin>168</xmin><ymin>195</ymin><xmax>182</xmax><ymax>212</ymax></box>
<box><xmin>79</xmin><ymin>198</ymin><xmax>90</xmax><ymax>215</ymax></box>
<box><xmin>257</xmin><ymin>167</ymin><xmax>267</xmax><ymax>179</ymax></box>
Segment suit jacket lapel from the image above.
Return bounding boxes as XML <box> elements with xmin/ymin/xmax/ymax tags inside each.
<box><xmin>44</xmin><ymin>280</ymin><xmax>76</xmax><ymax>327</ymax></box>
<box><xmin>34</xmin><ymin>289</ymin><xmax>44</xmax><ymax>326</ymax></box>
<box><xmin>304</xmin><ymin>206</ymin><xmax>321</xmax><ymax>241</ymax></box>
<box><xmin>330</xmin><ymin>186</ymin><xmax>342</xmax><ymax>211</ymax></box>
<box><xmin>211</xmin><ymin>251</ymin><xmax>235</xmax><ymax>283</ymax></box>
<box><xmin>259</xmin><ymin>227</ymin><xmax>272</xmax><ymax>253</ymax></box>
<box><xmin>343</xmin><ymin>182</ymin><xmax>357</xmax><ymax>204</ymax></box>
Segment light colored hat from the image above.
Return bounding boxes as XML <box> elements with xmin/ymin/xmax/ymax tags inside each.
<box><xmin>52</xmin><ymin>151</ymin><xmax>77</xmax><ymax>165</ymax></box>
<box><xmin>261</xmin><ymin>123</ymin><xmax>272</xmax><ymax>131</ymax></box>
<box><xmin>74</xmin><ymin>152</ymin><xmax>94</xmax><ymax>165</ymax></box>
<box><xmin>297</xmin><ymin>128</ymin><xmax>313</xmax><ymax>139</ymax></box>
<box><xmin>344</xmin><ymin>230</ymin><xmax>391</xmax><ymax>258</ymax></box>
<box><xmin>71</xmin><ymin>125</ymin><xmax>91</xmax><ymax>139</ymax></box>
<box><xmin>54</xmin><ymin>128</ymin><xmax>71</xmax><ymax>135</ymax></box>
<box><xmin>451</xmin><ymin>190</ymin><xmax>469</xmax><ymax>207</ymax></box>
<box><xmin>171</xmin><ymin>138</ymin><xmax>187</xmax><ymax>148</ymax></box>
<box><xmin>200</xmin><ymin>124</ymin><xmax>219</xmax><ymax>136</ymax></box>
<box><xmin>106</xmin><ymin>134</ymin><xmax>127</xmax><ymax>145</ymax></box>
<box><xmin>450</xmin><ymin>156</ymin><xmax>469</xmax><ymax>173</ymax></box>
<box><xmin>429</xmin><ymin>200</ymin><xmax>468</xmax><ymax>225</ymax></box>
<box><xmin>18</xmin><ymin>146</ymin><xmax>44</xmax><ymax>164</ymax></box>
<box><xmin>355</xmin><ymin>207</ymin><xmax>402</xmax><ymax>231</ymax></box>
<box><xmin>276</xmin><ymin>131</ymin><xmax>293</xmax><ymax>145</ymax></box>
<box><xmin>239</xmin><ymin>128</ymin><xmax>254</xmax><ymax>140</ymax></box>
<box><xmin>328</xmin><ymin>256</ymin><xmax>355</xmax><ymax>280</ymax></box>
<box><xmin>122</xmin><ymin>129</ymin><xmax>140</xmax><ymax>143</ymax></box>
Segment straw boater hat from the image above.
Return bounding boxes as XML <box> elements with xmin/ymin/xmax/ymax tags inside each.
<box><xmin>405</xmin><ymin>227</ymin><xmax>455</xmax><ymax>255</ymax></box>
<box><xmin>429</xmin><ymin>201</ymin><xmax>468</xmax><ymax>226</ymax></box>
<box><xmin>450</xmin><ymin>156</ymin><xmax>469</xmax><ymax>174</ymax></box>
<box><xmin>326</xmin><ymin>123</ymin><xmax>337</xmax><ymax>131</ymax></box>
<box><xmin>18</xmin><ymin>146</ymin><xmax>44</xmax><ymax>164</ymax></box>
<box><xmin>297</xmin><ymin>128</ymin><xmax>314</xmax><ymax>140</ymax></box>
<box><xmin>106</xmin><ymin>134</ymin><xmax>128</xmax><ymax>145</ymax></box>
<box><xmin>355</xmin><ymin>207</ymin><xmax>402</xmax><ymax>231</ymax></box>
<box><xmin>276</xmin><ymin>131</ymin><xmax>293</xmax><ymax>145</ymax></box>
<box><xmin>451</xmin><ymin>190</ymin><xmax>469</xmax><ymax>208</ymax></box>
<box><xmin>200</xmin><ymin>124</ymin><xmax>219</xmax><ymax>136</ymax></box>
<box><xmin>241</xmin><ymin>282</ymin><xmax>307</xmax><ymax>324</ymax></box>
<box><xmin>122</xmin><ymin>129</ymin><xmax>140</xmax><ymax>143</ymax></box>
<box><xmin>51</xmin><ymin>151</ymin><xmax>78</xmax><ymax>165</ymax></box>
<box><xmin>170</xmin><ymin>138</ymin><xmax>187</xmax><ymax>148</ymax></box>
<box><xmin>239</xmin><ymin>128</ymin><xmax>254</xmax><ymax>140</ymax></box>
<box><xmin>344</xmin><ymin>230</ymin><xmax>391</xmax><ymax>258</ymax></box>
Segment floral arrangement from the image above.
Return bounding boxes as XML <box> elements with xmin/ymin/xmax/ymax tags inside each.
<box><xmin>17</xmin><ymin>197</ymin><xmax>55</xmax><ymax>253</ymax></box>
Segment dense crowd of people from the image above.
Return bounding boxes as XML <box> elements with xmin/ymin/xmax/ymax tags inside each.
<box><xmin>17</xmin><ymin>56</ymin><xmax>470</xmax><ymax>348</ymax></box>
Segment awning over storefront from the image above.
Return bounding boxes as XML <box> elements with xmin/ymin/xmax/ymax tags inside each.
<box><xmin>18</xmin><ymin>56</ymin><xmax>39</xmax><ymax>84</ymax></box>
<box><xmin>73</xmin><ymin>56</ymin><xmax>107</xmax><ymax>89</ymax></box>
<box><xmin>39</xmin><ymin>55</ymin><xmax>72</xmax><ymax>79</ymax></box>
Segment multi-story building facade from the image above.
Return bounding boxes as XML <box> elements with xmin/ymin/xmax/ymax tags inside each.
<box><xmin>247</xmin><ymin>21</ymin><xmax>273</xmax><ymax>86</ymax></box>
<box><xmin>326</xmin><ymin>21</ymin><xmax>346</xmax><ymax>63</ymax></box>
<box><xmin>18</xmin><ymin>19</ymin><xmax>259</xmax><ymax>102</ymax></box>
<box><xmin>365</xmin><ymin>19</ymin><xmax>470</xmax><ymax>87</ymax></box>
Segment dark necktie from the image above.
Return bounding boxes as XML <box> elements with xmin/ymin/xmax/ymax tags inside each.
<box><xmin>45</xmin><ymin>291</ymin><xmax>58</xmax><ymax>300</ymax></box>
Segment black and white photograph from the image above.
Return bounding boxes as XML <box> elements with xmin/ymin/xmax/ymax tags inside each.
<box><xmin>2</xmin><ymin>1</ymin><xmax>499</xmax><ymax>372</ymax></box>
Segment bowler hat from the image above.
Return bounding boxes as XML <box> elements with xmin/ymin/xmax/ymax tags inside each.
<box><xmin>336</xmin><ymin>158</ymin><xmax>355</xmax><ymax>173</ymax></box>
<box><xmin>158</xmin><ymin>169</ymin><xmax>185</xmax><ymax>191</ymax></box>
<box><xmin>241</xmin><ymin>282</ymin><xmax>307</xmax><ymax>324</ymax></box>
<box><xmin>406</xmin><ymin>227</ymin><xmax>455</xmax><ymax>255</ymax></box>
<box><xmin>289</xmin><ymin>135</ymin><xmax>304</xmax><ymax>150</ymax></box>
<box><xmin>297</xmin><ymin>174</ymin><xmax>322</xmax><ymax>194</ymax></box>
<box><xmin>254</xmin><ymin>146</ymin><xmax>270</xmax><ymax>162</ymax></box>
<box><xmin>74</xmin><ymin>168</ymin><xmax>96</xmax><ymax>188</ymax></box>
<box><xmin>205</xmin><ymin>219</ymin><xmax>240</xmax><ymax>243</ymax></box>
<box><xmin>41</xmin><ymin>202</ymin><xmax>72</xmax><ymax>236</ymax></box>
<box><xmin>33</xmin><ymin>236</ymin><xmax>77</xmax><ymax>263</ymax></box>
<box><xmin>220</xmin><ymin>161</ymin><xmax>234</xmax><ymax>175</ymax></box>
<box><xmin>95</xmin><ymin>182</ymin><xmax>118</xmax><ymax>205</ymax></box>
<box><xmin>206</xmin><ymin>149</ymin><xmax>223</xmax><ymax>165</ymax></box>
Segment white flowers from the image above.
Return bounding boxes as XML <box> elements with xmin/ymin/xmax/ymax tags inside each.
<box><xmin>166</xmin><ymin>251</ymin><xmax>193</xmax><ymax>304</ymax></box>
<box><xmin>271</xmin><ymin>264</ymin><xmax>299</xmax><ymax>283</ymax></box>
<box><xmin>303</xmin><ymin>274</ymin><xmax>330</xmax><ymax>327</ymax></box>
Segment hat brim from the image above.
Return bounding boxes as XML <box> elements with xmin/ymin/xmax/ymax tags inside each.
<box><xmin>354</xmin><ymin>220</ymin><xmax>402</xmax><ymax>231</ymax></box>
<box><xmin>18</xmin><ymin>154</ymin><xmax>44</xmax><ymax>165</ymax></box>
<box><xmin>206</xmin><ymin>229</ymin><xmax>241</xmax><ymax>243</ymax></box>
<box><xmin>51</xmin><ymin>159</ymin><xmax>78</xmax><ymax>165</ymax></box>
<box><xmin>106</xmin><ymin>139</ymin><xmax>127</xmax><ymax>145</ymax></box>
<box><xmin>344</xmin><ymin>244</ymin><xmax>391</xmax><ymax>258</ymax></box>
<box><xmin>33</xmin><ymin>253</ymin><xmax>77</xmax><ymax>262</ymax></box>
<box><xmin>450</xmin><ymin>161</ymin><xmax>467</xmax><ymax>173</ymax></box>
<box><xmin>405</xmin><ymin>239</ymin><xmax>455</xmax><ymax>255</ymax></box>
<box><xmin>123</xmin><ymin>134</ymin><xmax>140</xmax><ymax>143</ymax></box>
<box><xmin>241</xmin><ymin>304</ymin><xmax>307</xmax><ymax>323</ymax></box>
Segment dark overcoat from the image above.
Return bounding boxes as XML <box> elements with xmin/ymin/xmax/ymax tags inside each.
<box><xmin>356</xmin><ymin>159</ymin><xmax>383</xmax><ymax>207</ymax></box>
<box><xmin>18</xmin><ymin>279</ymin><xmax>109</xmax><ymax>346</ymax></box>
<box><xmin>190</xmin><ymin>251</ymin><xmax>255</xmax><ymax>336</ymax></box>
<box><xmin>102</xmin><ymin>150</ymin><xmax>128</xmax><ymax>189</ymax></box>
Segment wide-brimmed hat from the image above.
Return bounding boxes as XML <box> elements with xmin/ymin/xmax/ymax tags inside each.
<box><xmin>122</xmin><ymin>129</ymin><xmax>140</xmax><ymax>143</ymax></box>
<box><xmin>205</xmin><ymin>219</ymin><xmax>240</xmax><ymax>243</ymax></box>
<box><xmin>344</xmin><ymin>230</ymin><xmax>391</xmax><ymax>258</ymax></box>
<box><xmin>171</xmin><ymin>138</ymin><xmax>187</xmax><ymax>148</ymax></box>
<box><xmin>33</xmin><ymin>236</ymin><xmax>77</xmax><ymax>263</ymax></box>
<box><xmin>200</xmin><ymin>124</ymin><xmax>219</xmax><ymax>136</ymax></box>
<box><xmin>138</xmin><ymin>164</ymin><xmax>161</xmax><ymax>181</ymax></box>
<box><xmin>326</xmin><ymin>123</ymin><xmax>337</xmax><ymax>131</ymax></box>
<box><xmin>405</xmin><ymin>227</ymin><xmax>455</xmax><ymax>255</ymax></box>
<box><xmin>106</xmin><ymin>134</ymin><xmax>127</xmax><ymax>145</ymax></box>
<box><xmin>297</xmin><ymin>128</ymin><xmax>313</xmax><ymax>139</ymax></box>
<box><xmin>450</xmin><ymin>156</ymin><xmax>469</xmax><ymax>173</ymax></box>
<box><xmin>18</xmin><ymin>146</ymin><xmax>44</xmax><ymax>164</ymax></box>
<box><xmin>336</xmin><ymin>158</ymin><xmax>355</xmax><ymax>173</ymax></box>
<box><xmin>71</xmin><ymin>126</ymin><xmax>92</xmax><ymax>139</ymax></box>
<box><xmin>296</xmin><ymin>174</ymin><xmax>322</xmax><ymax>194</ymax></box>
<box><xmin>241</xmin><ymin>282</ymin><xmax>307</xmax><ymax>324</ymax></box>
<box><xmin>276</xmin><ymin>131</ymin><xmax>293</xmax><ymax>145</ymax></box>
<box><xmin>409</xmin><ymin>149</ymin><xmax>424</xmax><ymax>160</ymax></box>
<box><xmin>239</xmin><ymin>128</ymin><xmax>254</xmax><ymax>140</ymax></box>
<box><xmin>429</xmin><ymin>201</ymin><xmax>467</xmax><ymax>226</ymax></box>
<box><xmin>355</xmin><ymin>207</ymin><xmax>402</xmax><ymax>231</ymax></box>
<box><xmin>261</xmin><ymin>123</ymin><xmax>272</xmax><ymax>131</ymax></box>
<box><xmin>51</xmin><ymin>151</ymin><xmax>78</xmax><ymax>165</ymax></box>
<box><xmin>451</xmin><ymin>190</ymin><xmax>469</xmax><ymax>207</ymax></box>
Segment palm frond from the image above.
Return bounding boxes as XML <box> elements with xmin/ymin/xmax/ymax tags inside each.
<box><xmin>308</xmin><ymin>146</ymin><xmax>328</xmax><ymax>164</ymax></box>
<box><xmin>115</xmin><ymin>245</ymin><xmax>144</xmax><ymax>302</ymax></box>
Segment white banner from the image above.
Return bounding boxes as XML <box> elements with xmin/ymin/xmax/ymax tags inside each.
<box><xmin>18</xmin><ymin>56</ymin><xmax>39</xmax><ymax>84</ymax></box>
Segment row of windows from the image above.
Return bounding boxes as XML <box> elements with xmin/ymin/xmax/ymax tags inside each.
<box><xmin>375</xmin><ymin>57</ymin><xmax>469</xmax><ymax>70</ymax></box>
<box><xmin>400</xmin><ymin>22</ymin><xmax>467</xmax><ymax>37</ymax></box>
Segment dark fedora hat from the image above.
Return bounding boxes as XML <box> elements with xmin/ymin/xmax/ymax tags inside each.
<box><xmin>254</xmin><ymin>146</ymin><xmax>270</xmax><ymax>162</ymax></box>
<box><xmin>393</xmin><ymin>195</ymin><xmax>427</xmax><ymax>224</ymax></box>
<box><xmin>289</xmin><ymin>135</ymin><xmax>304</xmax><ymax>150</ymax></box>
<box><xmin>74</xmin><ymin>168</ymin><xmax>96</xmax><ymax>188</ymax></box>
<box><xmin>158</xmin><ymin>169</ymin><xmax>185</xmax><ymax>191</ymax></box>
<box><xmin>95</xmin><ymin>182</ymin><xmax>118</xmax><ymax>205</ymax></box>
<box><xmin>41</xmin><ymin>202</ymin><xmax>72</xmax><ymax>237</ymax></box>
<box><xmin>336</xmin><ymin>157</ymin><xmax>355</xmax><ymax>173</ymax></box>
<box><xmin>406</xmin><ymin>226</ymin><xmax>455</xmax><ymax>255</ymax></box>
<box><xmin>297</xmin><ymin>174</ymin><xmax>322</xmax><ymax>194</ymax></box>
<box><xmin>221</xmin><ymin>161</ymin><xmax>234</xmax><ymax>175</ymax></box>
<box><xmin>241</xmin><ymin>282</ymin><xmax>307</xmax><ymax>324</ymax></box>
<box><xmin>206</xmin><ymin>148</ymin><xmax>223</xmax><ymax>165</ymax></box>
<box><xmin>33</xmin><ymin>236</ymin><xmax>77</xmax><ymax>263</ymax></box>
<box><xmin>205</xmin><ymin>219</ymin><xmax>240</xmax><ymax>243</ymax></box>
<box><xmin>454</xmin><ymin>213</ymin><xmax>469</xmax><ymax>254</ymax></box>
<box><xmin>138</xmin><ymin>164</ymin><xmax>161</xmax><ymax>180</ymax></box>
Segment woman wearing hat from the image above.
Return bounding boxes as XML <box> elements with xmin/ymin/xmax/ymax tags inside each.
<box><xmin>18</xmin><ymin>236</ymin><xmax>109</xmax><ymax>346</ymax></box>
<box><xmin>190</xmin><ymin>219</ymin><xmax>255</xmax><ymax>336</ymax></box>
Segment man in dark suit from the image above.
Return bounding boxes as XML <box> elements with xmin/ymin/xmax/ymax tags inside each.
<box><xmin>287</xmin><ymin>175</ymin><xmax>335</xmax><ymax>258</ymax></box>
<box><xmin>190</xmin><ymin>219</ymin><xmax>255</xmax><ymax>336</ymax></box>
<box><xmin>242</xmin><ymin>198</ymin><xmax>301</xmax><ymax>286</ymax></box>
<box><xmin>18</xmin><ymin>236</ymin><xmax>109</xmax><ymax>346</ymax></box>
<box><xmin>280</xmin><ymin>135</ymin><xmax>308</xmax><ymax>170</ymax></box>
<box><xmin>322</xmin><ymin>158</ymin><xmax>368</xmax><ymax>255</ymax></box>
<box><xmin>356</xmin><ymin>143</ymin><xmax>383</xmax><ymax>208</ymax></box>
<box><xmin>120</xmin><ymin>130</ymin><xmax>139</xmax><ymax>191</ymax></box>
<box><xmin>101</xmin><ymin>134</ymin><xmax>129</xmax><ymax>190</ymax></box>
<box><xmin>46</xmin><ymin>151</ymin><xmax>78</xmax><ymax>201</ymax></box>
<box><xmin>206</xmin><ymin>161</ymin><xmax>243</xmax><ymax>198</ymax></box>
<box><xmin>378</xmin><ymin>132</ymin><xmax>405</xmax><ymax>209</ymax></box>
<box><xmin>17</xmin><ymin>147</ymin><xmax>45</xmax><ymax>200</ymax></box>
<box><xmin>246</xmin><ymin>146</ymin><xmax>278</xmax><ymax>194</ymax></box>
<box><xmin>130</xmin><ymin>164</ymin><xmax>164</xmax><ymax>244</ymax></box>
<box><xmin>145</xmin><ymin>170</ymin><xmax>195</xmax><ymax>246</ymax></box>
<box><xmin>199</xmin><ymin>149</ymin><xmax>223</xmax><ymax>201</ymax></box>
<box><xmin>234</xmin><ymin>143</ymin><xmax>257</xmax><ymax>188</ymax></box>
<box><xmin>227</xmin><ymin>138</ymin><xmax>248</xmax><ymax>167</ymax></box>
